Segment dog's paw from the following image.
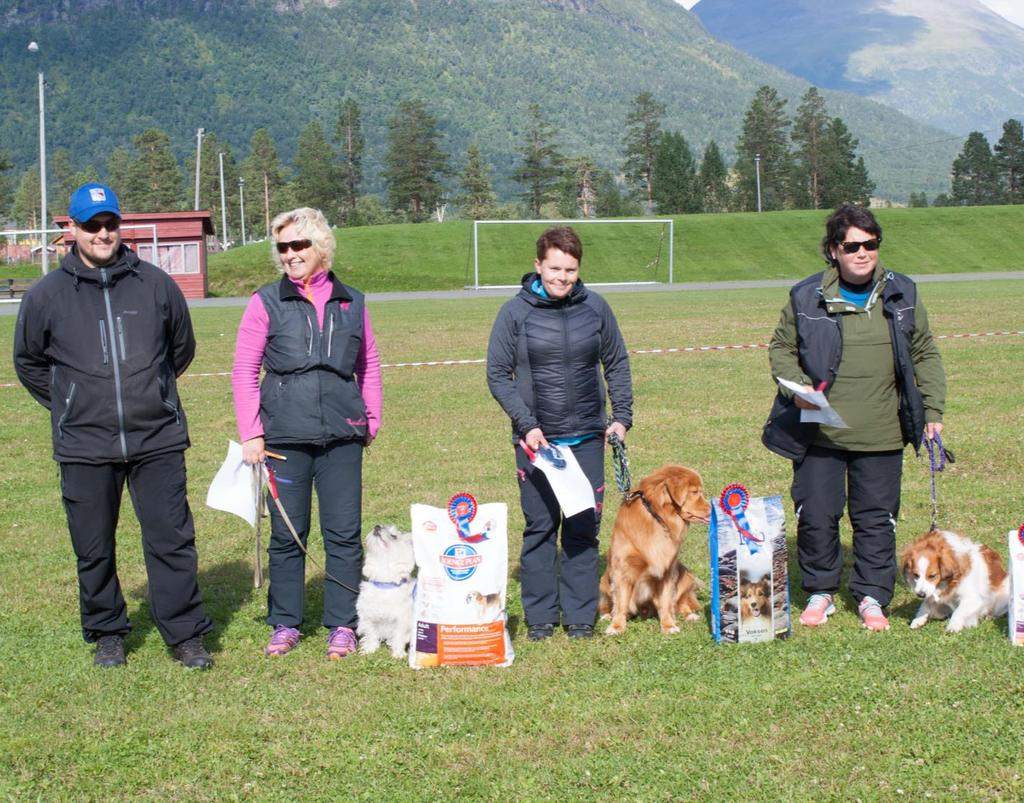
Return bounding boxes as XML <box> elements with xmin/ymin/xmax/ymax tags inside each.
<box><xmin>599</xmin><ymin>612</ymin><xmax>611</xmax><ymax>621</ymax></box>
<box><xmin>605</xmin><ymin>622</ymin><xmax>624</xmax><ymax>636</ymax></box>
<box><xmin>359</xmin><ymin>641</ymin><xmax>380</xmax><ymax>654</ymax></box>
<box><xmin>945</xmin><ymin>619</ymin><xmax>964</xmax><ymax>633</ymax></box>
<box><xmin>684</xmin><ymin>612</ymin><xmax>701</xmax><ymax>622</ymax></box>
<box><xmin>661</xmin><ymin>624</ymin><xmax>680</xmax><ymax>634</ymax></box>
<box><xmin>909</xmin><ymin>616</ymin><xmax>928</xmax><ymax>629</ymax></box>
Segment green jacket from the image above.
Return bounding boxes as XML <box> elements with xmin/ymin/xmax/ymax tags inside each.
<box><xmin>766</xmin><ymin>264</ymin><xmax>945</xmax><ymax>454</ymax></box>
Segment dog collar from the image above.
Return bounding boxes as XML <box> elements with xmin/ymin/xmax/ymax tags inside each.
<box><xmin>369</xmin><ymin>578</ymin><xmax>410</xmax><ymax>590</ymax></box>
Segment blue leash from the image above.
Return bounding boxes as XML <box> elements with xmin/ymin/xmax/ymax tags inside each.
<box><xmin>924</xmin><ymin>432</ymin><xmax>955</xmax><ymax>531</ymax></box>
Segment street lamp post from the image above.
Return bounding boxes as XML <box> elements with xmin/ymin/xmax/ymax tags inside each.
<box><xmin>193</xmin><ymin>127</ymin><xmax>204</xmax><ymax>210</ymax></box>
<box><xmin>218</xmin><ymin>152</ymin><xmax>228</xmax><ymax>248</ymax></box>
<box><xmin>28</xmin><ymin>41</ymin><xmax>48</xmax><ymax>274</ymax></box>
<box><xmin>754</xmin><ymin>153</ymin><xmax>763</xmax><ymax>214</ymax></box>
<box><xmin>238</xmin><ymin>177</ymin><xmax>246</xmax><ymax>246</ymax></box>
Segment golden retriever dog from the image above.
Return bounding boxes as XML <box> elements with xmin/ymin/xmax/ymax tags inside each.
<box><xmin>599</xmin><ymin>465</ymin><xmax>711</xmax><ymax>635</ymax></box>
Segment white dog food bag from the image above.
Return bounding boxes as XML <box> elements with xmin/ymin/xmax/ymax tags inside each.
<box><xmin>409</xmin><ymin>494</ymin><xmax>514</xmax><ymax>668</ymax></box>
<box><xmin>709</xmin><ymin>485</ymin><xmax>791</xmax><ymax>644</ymax></box>
<box><xmin>1009</xmin><ymin>524</ymin><xmax>1024</xmax><ymax>647</ymax></box>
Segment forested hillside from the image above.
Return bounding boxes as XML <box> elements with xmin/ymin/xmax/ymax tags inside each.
<box><xmin>0</xmin><ymin>0</ymin><xmax>958</xmax><ymax>200</ymax></box>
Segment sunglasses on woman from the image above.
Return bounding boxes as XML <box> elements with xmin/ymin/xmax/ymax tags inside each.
<box><xmin>838</xmin><ymin>238</ymin><xmax>880</xmax><ymax>254</ymax></box>
<box><xmin>275</xmin><ymin>239</ymin><xmax>313</xmax><ymax>254</ymax></box>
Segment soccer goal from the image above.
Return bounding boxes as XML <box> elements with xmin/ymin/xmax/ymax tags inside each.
<box><xmin>467</xmin><ymin>218</ymin><xmax>675</xmax><ymax>290</ymax></box>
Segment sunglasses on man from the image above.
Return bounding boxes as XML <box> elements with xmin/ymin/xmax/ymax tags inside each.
<box><xmin>76</xmin><ymin>217</ymin><xmax>121</xmax><ymax>234</ymax></box>
<box><xmin>275</xmin><ymin>239</ymin><xmax>313</xmax><ymax>254</ymax></box>
<box><xmin>838</xmin><ymin>238</ymin><xmax>880</xmax><ymax>254</ymax></box>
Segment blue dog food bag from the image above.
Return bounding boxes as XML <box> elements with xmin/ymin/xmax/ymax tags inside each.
<box><xmin>709</xmin><ymin>485</ymin><xmax>791</xmax><ymax>644</ymax></box>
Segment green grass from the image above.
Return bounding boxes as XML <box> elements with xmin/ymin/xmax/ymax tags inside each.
<box><xmin>2</xmin><ymin>280</ymin><xmax>1024</xmax><ymax>800</ymax></box>
<box><xmin>204</xmin><ymin>205</ymin><xmax>1024</xmax><ymax>297</ymax></box>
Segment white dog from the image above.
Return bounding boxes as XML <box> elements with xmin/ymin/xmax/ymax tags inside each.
<box><xmin>356</xmin><ymin>524</ymin><xmax>416</xmax><ymax>658</ymax></box>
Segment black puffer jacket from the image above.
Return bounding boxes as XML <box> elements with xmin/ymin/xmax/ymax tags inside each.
<box><xmin>486</xmin><ymin>273</ymin><xmax>633</xmax><ymax>442</ymax></box>
<box><xmin>13</xmin><ymin>245</ymin><xmax>194</xmax><ymax>463</ymax></box>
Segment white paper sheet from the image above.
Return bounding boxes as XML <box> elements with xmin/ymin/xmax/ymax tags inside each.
<box><xmin>205</xmin><ymin>440</ymin><xmax>259</xmax><ymax>526</ymax></box>
<box><xmin>531</xmin><ymin>444</ymin><xmax>596</xmax><ymax>518</ymax></box>
<box><xmin>776</xmin><ymin>377</ymin><xmax>849</xmax><ymax>429</ymax></box>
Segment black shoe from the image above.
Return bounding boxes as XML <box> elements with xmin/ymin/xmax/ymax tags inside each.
<box><xmin>566</xmin><ymin>624</ymin><xmax>594</xmax><ymax>640</ymax></box>
<box><xmin>171</xmin><ymin>637</ymin><xmax>213</xmax><ymax>670</ymax></box>
<box><xmin>94</xmin><ymin>634</ymin><xmax>126</xmax><ymax>668</ymax></box>
<box><xmin>527</xmin><ymin>623</ymin><xmax>555</xmax><ymax>641</ymax></box>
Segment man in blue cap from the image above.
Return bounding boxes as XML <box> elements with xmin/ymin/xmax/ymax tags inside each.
<box><xmin>13</xmin><ymin>182</ymin><xmax>215</xmax><ymax>669</ymax></box>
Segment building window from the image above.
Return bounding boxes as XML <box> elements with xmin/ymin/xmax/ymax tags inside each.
<box><xmin>136</xmin><ymin>242</ymin><xmax>200</xmax><ymax>274</ymax></box>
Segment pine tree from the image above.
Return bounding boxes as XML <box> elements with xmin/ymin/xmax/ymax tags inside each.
<box><xmin>952</xmin><ymin>131</ymin><xmax>1001</xmax><ymax>206</ymax></box>
<box><xmin>0</xmin><ymin>148</ymin><xmax>15</xmax><ymax>218</ymax></box>
<box><xmin>242</xmin><ymin>129</ymin><xmax>292</xmax><ymax>239</ymax></box>
<box><xmin>790</xmin><ymin>87</ymin><xmax>830</xmax><ymax>209</ymax></box>
<box><xmin>335</xmin><ymin>98</ymin><xmax>364</xmax><ymax>225</ymax></box>
<box><xmin>908</xmin><ymin>192</ymin><xmax>929</xmax><ymax>208</ymax></box>
<box><xmin>556</xmin><ymin>156</ymin><xmax>598</xmax><ymax>218</ymax></box>
<box><xmin>129</xmin><ymin>128</ymin><xmax>184</xmax><ymax>212</ymax></box>
<box><xmin>622</xmin><ymin>92</ymin><xmax>666</xmax><ymax>208</ymax></box>
<box><xmin>292</xmin><ymin>120</ymin><xmax>343</xmax><ymax>220</ymax></box>
<box><xmin>651</xmin><ymin>131</ymin><xmax>700</xmax><ymax>214</ymax></box>
<box><xmin>512</xmin><ymin>104</ymin><xmax>564</xmax><ymax>218</ymax></box>
<box><xmin>698</xmin><ymin>140</ymin><xmax>730</xmax><ymax>213</ymax></box>
<box><xmin>12</xmin><ymin>168</ymin><xmax>40</xmax><ymax>229</ymax></box>
<box><xmin>593</xmin><ymin>170</ymin><xmax>642</xmax><ymax>218</ymax></box>
<box><xmin>106</xmin><ymin>146</ymin><xmax>138</xmax><ymax>208</ymax></box>
<box><xmin>994</xmin><ymin>118</ymin><xmax>1024</xmax><ymax>204</ymax></box>
<box><xmin>456</xmin><ymin>143</ymin><xmax>497</xmax><ymax>220</ymax></box>
<box><xmin>819</xmin><ymin>118</ymin><xmax>874</xmax><ymax>208</ymax></box>
<box><xmin>382</xmin><ymin>100</ymin><xmax>450</xmax><ymax>222</ymax></box>
<box><xmin>735</xmin><ymin>86</ymin><xmax>792</xmax><ymax>211</ymax></box>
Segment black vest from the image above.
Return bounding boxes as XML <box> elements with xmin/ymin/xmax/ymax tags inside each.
<box><xmin>257</xmin><ymin>274</ymin><xmax>368</xmax><ymax>445</ymax></box>
<box><xmin>761</xmin><ymin>270</ymin><xmax>925</xmax><ymax>461</ymax></box>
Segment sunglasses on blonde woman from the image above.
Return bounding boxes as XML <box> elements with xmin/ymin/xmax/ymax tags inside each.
<box><xmin>275</xmin><ymin>239</ymin><xmax>312</xmax><ymax>254</ymax></box>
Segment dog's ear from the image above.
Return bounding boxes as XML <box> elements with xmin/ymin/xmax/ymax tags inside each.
<box><xmin>936</xmin><ymin>551</ymin><xmax>956</xmax><ymax>586</ymax></box>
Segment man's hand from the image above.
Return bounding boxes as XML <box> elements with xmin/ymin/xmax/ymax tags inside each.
<box><xmin>241</xmin><ymin>437</ymin><xmax>266</xmax><ymax>465</ymax></box>
<box><xmin>925</xmin><ymin>422</ymin><xmax>944</xmax><ymax>440</ymax></box>
<box><xmin>793</xmin><ymin>384</ymin><xmax>821</xmax><ymax>411</ymax></box>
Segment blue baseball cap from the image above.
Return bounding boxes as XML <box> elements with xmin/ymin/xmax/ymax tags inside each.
<box><xmin>68</xmin><ymin>182</ymin><xmax>121</xmax><ymax>222</ymax></box>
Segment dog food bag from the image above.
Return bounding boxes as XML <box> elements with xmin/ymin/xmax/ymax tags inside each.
<box><xmin>409</xmin><ymin>494</ymin><xmax>514</xmax><ymax>668</ymax></box>
<box><xmin>709</xmin><ymin>485</ymin><xmax>791</xmax><ymax>644</ymax></box>
<box><xmin>1009</xmin><ymin>524</ymin><xmax>1024</xmax><ymax>647</ymax></box>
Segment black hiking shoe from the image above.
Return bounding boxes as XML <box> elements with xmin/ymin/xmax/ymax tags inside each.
<box><xmin>171</xmin><ymin>637</ymin><xmax>213</xmax><ymax>670</ymax></box>
<box><xmin>94</xmin><ymin>634</ymin><xmax>126</xmax><ymax>668</ymax></box>
<box><xmin>566</xmin><ymin>624</ymin><xmax>594</xmax><ymax>640</ymax></box>
<box><xmin>527</xmin><ymin>623</ymin><xmax>556</xmax><ymax>641</ymax></box>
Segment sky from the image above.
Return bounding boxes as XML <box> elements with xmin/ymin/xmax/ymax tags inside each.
<box><xmin>678</xmin><ymin>0</ymin><xmax>1024</xmax><ymax>29</ymax></box>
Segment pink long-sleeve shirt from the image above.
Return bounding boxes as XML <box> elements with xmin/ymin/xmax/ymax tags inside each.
<box><xmin>231</xmin><ymin>270</ymin><xmax>382</xmax><ymax>442</ymax></box>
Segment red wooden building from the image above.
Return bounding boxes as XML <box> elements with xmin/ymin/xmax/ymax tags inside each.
<box><xmin>55</xmin><ymin>211</ymin><xmax>215</xmax><ymax>299</ymax></box>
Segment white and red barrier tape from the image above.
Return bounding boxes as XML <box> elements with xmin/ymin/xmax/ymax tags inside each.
<box><xmin>2</xmin><ymin>330</ymin><xmax>1021</xmax><ymax>388</ymax></box>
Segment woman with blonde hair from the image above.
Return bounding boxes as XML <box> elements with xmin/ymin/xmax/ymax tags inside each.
<box><xmin>232</xmin><ymin>207</ymin><xmax>382</xmax><ymax>659</ymax></box>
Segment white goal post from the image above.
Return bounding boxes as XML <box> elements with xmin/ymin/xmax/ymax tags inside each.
<box><xmin>469</xmin><ymin>218</ymin><xmax>675</xmax><ymax>290</ymax></box>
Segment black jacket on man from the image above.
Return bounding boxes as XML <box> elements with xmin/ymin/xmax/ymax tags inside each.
<box><xmin>486</xmin><ymin>273</ymin><xmax>633</xmax><ymax>442</ymax></box>
<box><xmin>13</xmin><ymin>245</ymin><xmax>194</xmax><ymax>464</ymax></box>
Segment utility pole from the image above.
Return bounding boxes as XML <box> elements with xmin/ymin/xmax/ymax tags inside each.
<box><xmin>193</xmin><ymin>128</ymin><xmax>204</xmax><ymax>210</ymax></box>
<box><xmin>263</xmin><ymin>172</ymin><xmax>270</xmax><ymax>239</ymax></box>
<box><xmin>754</xmin><ymin>153</ymin><xmax>763</xmax><ymax>213</ymax></box>
<box><xmin>218</xmin><ymin>152</ymin><xmax>228</xmax><ymax>248</ymax></box>
<box><xmin>28</xmin><ymin>41</ymin><xmax>48</xmax><ymax>274</ymax></box>
<box><xmin>239</xmin><ymin>177</ymin><xmax>246</xmax><ymax>246</ymax></box>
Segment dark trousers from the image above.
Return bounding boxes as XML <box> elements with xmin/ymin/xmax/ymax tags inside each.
<box><xmin>59</xmin><ymin>451</ymin><xmax>212</xmax><ymax>646</ymax></box>
<box><xmin>791</xmin><ymin>445</ymin><xmax>904</xmax><ymax>607</ymax></box>
<box><xmin>265</xmin><ymin>440</ymin><xmax>363</xmax><ymax>630</ymax></box>
<box><xmin>516</xmin><ymin>437</ymin><xmax>606</xmax><ymax>627</ymax></box>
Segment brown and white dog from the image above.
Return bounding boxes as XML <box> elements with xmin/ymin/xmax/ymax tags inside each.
<box><xmin>599</xmin><ymin>465</ymin><xmax>711</xmax><ymax>635</ymax></box>
<box><xmin>901</xmin><ymin>529</ymin><xmax>1009</xmax><ymax>632</ymax></box>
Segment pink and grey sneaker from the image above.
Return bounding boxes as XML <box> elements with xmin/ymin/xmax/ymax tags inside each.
<box><xmin>799</xmin><ymin>593</ymin><xmax>836</xmax><ymax>627</ymax></box>
<box><xmin>265</xmin><ymin>625</ymin><xmax>300</xmax><ymax>656</ymax></box>
<box><xmin>326</xmin><ymin>626</ymin><xmax>357</xmax><ymax>660</ymax></box>
<box><xmin>858</xmin><ymin>596</ymin><xmax>890</xmax><ymax>631</ymax></box>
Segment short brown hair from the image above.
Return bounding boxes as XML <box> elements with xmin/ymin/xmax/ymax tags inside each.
<box><xmin>536</xmin><ymin>226</ymin><xmax>582</xmax><ymax>263</ymax></box>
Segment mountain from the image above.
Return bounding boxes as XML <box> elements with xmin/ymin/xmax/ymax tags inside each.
<box><xmin>1</xmin><ymin>0</ymin><xmax>959</xmax><ymax>202</ymax></box>
<box><xmin>692</xmin><ymin>0</ymin><xmax>1024</xmax><ymax>135</ymax></box>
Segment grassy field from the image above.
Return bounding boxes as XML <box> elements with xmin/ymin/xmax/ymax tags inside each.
<box><xmin>1</xmin><ymin>279</ymin><xmax>1023</xmax><ymax>800</ymax></box>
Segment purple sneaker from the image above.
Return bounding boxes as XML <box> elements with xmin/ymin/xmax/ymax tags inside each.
<box><xmin>326</xmin><ymin>626</ymin><xmax>357</xmax><ymax>660</ymax></box>
<box><xmin>265</xmin><ymin>625</ymin><xmax>300</xmax><ymax>656</ymax></box>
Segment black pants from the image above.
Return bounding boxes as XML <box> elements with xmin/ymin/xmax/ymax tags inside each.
<box><xmin>516</xmin><ymin>437</ymin><xmax>606</xmax><ymax>627</ymax></box>
<box><xmin>791</xmin><ymin>446</ymin><xmax>904</xmax><ymax>607</ymax></box>
<box><xmin>265</xmin><ymin>440</ymin><xmax>363</xmax><ymax>630</ymax></box>
<box><xmin>60</xmin><ymin>451</ymin><xmax>213</xmax><ymax>646</ymax></box>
